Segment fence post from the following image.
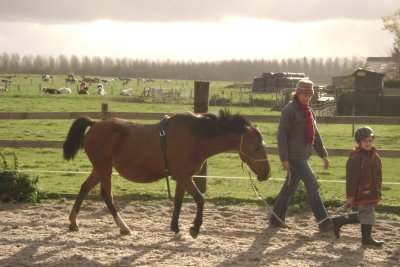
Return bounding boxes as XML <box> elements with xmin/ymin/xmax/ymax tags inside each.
<box><xmin>352</xmin><ymin>105</ymin><xmax>355</xmax><ymax>137</ymax></box>
<box><xmin>101</xmin><ymin>103</ymin><xmax>109</xmax><ymax>120</ymax></box>
<box><xmin>193</xmin><ymin>81</ymin><xmax>209</xmax><ymax>193</ymax></box>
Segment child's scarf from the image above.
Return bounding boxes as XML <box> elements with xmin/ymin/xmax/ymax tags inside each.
<box><xmin>295</xmin><ymin>96</ymin><xmax>315</xmax><ymax>144</ymax></box>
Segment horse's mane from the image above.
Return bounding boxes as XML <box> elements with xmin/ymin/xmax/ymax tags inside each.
<box><xmin>185</xmin><ymin>109</ymin><xmax>251</xmax><ymax>137</ymax></box>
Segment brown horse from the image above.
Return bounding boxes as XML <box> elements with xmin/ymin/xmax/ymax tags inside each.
<box><xmin>63</xmin><ymin>109</ymin><xmax>271</xmax><ymax>238</ymax></box>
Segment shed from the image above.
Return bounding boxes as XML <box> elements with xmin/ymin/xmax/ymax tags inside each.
<box><xmin>352</xmin><ymin>68</ymin><xmax>385</xmax><ymax>94</ymax></box>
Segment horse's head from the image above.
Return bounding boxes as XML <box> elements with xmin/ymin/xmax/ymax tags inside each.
<box><xmin>238</xmin><ymin>126</ymin><xmax>271</xmax><ymax>181</ymax></box>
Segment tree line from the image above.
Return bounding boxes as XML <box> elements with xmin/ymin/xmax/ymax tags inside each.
<box><xmin>0</xmin><ymin>52</ymin><xmax>365</xmax><ymax>84</ymax></box>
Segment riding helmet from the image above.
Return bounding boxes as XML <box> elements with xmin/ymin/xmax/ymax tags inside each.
<box><xmin>355</xmin><ymin>126</ymin><xmax>375</xmax><ymax>143</ymax></box>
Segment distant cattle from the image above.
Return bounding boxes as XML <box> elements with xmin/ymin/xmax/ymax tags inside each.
<box><xmin>58</xmin><ymin>87</ymin><xmax>72</xmax><ymax>94</ymax></box>
<box><xmin>81</xmin><ymin>76</ymin><xmax>99</xmax><ymax>84</ymax></box>
<box><xmin>78</xmin><ymin>88</ymin><xmax>89</xmax><ymax>95</ymax></box>
<box><xmin>66</xmin><ymin>77</ymin><xmax>78</xmax><ymax>83</ymax></box>
<box><xmin>42</xmin><ymin>75</ymin><xmax>52</xmax><ymax>82</ymax></box>
<box><xmin>78</xmin><ymin>82</ymin><xmax>89</xmax><ymax>94</ymax></box>
<box><xmin>42</xmin><ymin>88</ymin><xmax>59</xmax><ymax>94</ymax></box>
<box><xmin>1</xmin><ymin>79</ymin><xmax>12</xmax><ymax>85</ymax></box>
<box><xmin>43</xmin><ymin>87</ymin><xmax>72</xmax><ymax>94</ymax></box>
<box><xmin>120</xmin><ymin>88</ymin><xmax>133</xmax><ymax>96</ymax></box>
<box><xmin>97</xmin><ymin>84</ymin><xmax>107</xmax><ymax>96</ymax></box>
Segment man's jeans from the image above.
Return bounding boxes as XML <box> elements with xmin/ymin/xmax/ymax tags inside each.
<box><xmin>271</xmin><ymin>160</ymin><xmax>329</xmax><ymax>224</ymax></box>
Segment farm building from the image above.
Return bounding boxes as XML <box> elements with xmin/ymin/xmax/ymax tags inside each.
<box><xmin>352</xmin><ymin>68</ymin><xmax>385</xmax><ymax>94</ymax></box>
<box><xmin>332</xmin><ymin>68</ymin><xmax>385</xmax><ymax>94</ymax></box>
<box><xmin>252</xmin><ymin>72</ymin><xmax>307</xmax><ymax>92</ymax></box>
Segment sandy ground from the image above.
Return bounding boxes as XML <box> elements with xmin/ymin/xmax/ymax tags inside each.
<box><xmin>0</xmin><ymin>200</ymin><xmax>399</xmax><ymax>267</ymax></box>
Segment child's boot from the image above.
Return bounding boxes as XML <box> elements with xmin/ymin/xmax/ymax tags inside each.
<box><xmin>361</xmin><ymin>224</ymin><xmax>384</xmax><ymax>247</ymax></box>
<box><xmin>332</xmin><ymin>213</ymin><xmax>359</xmax><ymax>238</ymax></box>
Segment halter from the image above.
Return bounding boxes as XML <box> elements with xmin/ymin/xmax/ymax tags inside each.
<box><xmin>238</xmin><ymin>133</ymin><xmax>269</xmax><ymax>166</ymax></box>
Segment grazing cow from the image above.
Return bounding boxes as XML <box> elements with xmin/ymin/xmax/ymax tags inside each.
<box><xmin>97</xmin><ymin>84</ymin><xmax>107</xmax><ymax>95</ymax></box>
<box><xmin>120</xmin><ymin>88</ymin><xmax>133</xmax><ymax>96</ymax></box>
<box><xmin>58</xmin><ymin>87</ymin><xmax>72</xmax><ymax>94</ymax></box>
<box><xmin>42</xmin><ymin>88</ymin><xmax>59</xmax><ymax>94</ymax></box>
<box><xmin>81</xmin><ymin>76</ymin><xmax>99</xmax><ymax>84</ymax></box>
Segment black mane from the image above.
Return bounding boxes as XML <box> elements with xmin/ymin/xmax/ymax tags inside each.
<box><xmin>187</xmin><ymin>109</ymin><xmax>251</xmax><ymax>136</ymax></box>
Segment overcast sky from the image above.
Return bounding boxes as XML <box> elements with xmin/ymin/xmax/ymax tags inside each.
<box><xmin>0</xmin><ymin>0</ymin><xmax>398</xmax><ymax>61</ymax></box>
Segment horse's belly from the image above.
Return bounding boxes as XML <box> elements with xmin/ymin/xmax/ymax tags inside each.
<box><xmin>114</xmin><ymin>166</ymin><xmax>164</xmax><ymax>183</ymax></box>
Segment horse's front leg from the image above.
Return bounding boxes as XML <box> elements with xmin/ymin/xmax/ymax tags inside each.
<box><xmin>184</xmin><ymin>179</ymin><xmax>205</xmax><ymax>239</ymax></box>
<box><xmin>171</xmin><ymin>182</ymin><xmax>185</xmax><ymax>236</ymax></box>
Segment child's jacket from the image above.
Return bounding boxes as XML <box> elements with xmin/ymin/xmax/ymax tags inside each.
<box><xmin>346</xmin><ymin>147</ymin><xmax>382</xmax><ymax>205</ymax></box>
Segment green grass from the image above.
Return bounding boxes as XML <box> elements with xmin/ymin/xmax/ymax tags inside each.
<box><xmin>0</xmin><ymin>74</ymin><xmax>399</xmax><ymax>215</ymax></box>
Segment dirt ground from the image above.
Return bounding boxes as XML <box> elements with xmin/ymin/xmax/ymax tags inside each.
<box><xmin>0</xmin><ymin>200</ymin><xmax>399</xmax><ymax>267</ymax></box>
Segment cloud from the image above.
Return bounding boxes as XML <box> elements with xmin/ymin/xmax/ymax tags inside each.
<box><xmin>0</xmin><ymin>0</ymin><xmax>398</xmax><ymax>24</ymax></box>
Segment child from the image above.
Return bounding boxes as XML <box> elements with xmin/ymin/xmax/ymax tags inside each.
<box><xmin>332</xmin><ymin>126</ymin><xmax>384</xmax><ymax>247</ymax></box>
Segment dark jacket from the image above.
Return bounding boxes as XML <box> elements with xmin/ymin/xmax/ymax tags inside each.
<box><xmin>277</xmin><ymin>99</ymin><xmax>328</xmax><ymax>161</ymax></box>
<box><xmin>346</xmin><ymin>147</ymin><xmax>382</xmax><ymax>205</ymax></box>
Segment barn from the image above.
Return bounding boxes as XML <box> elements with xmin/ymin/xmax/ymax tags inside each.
<box><xmin>332</xmin><ymin>68</ymin><xmax>385</xmax><ymax>95</ymax></box>
<box><xmin>352</xmin><ymin>68</ymin><xmax>385</xmax><ymax>94</ymax></box>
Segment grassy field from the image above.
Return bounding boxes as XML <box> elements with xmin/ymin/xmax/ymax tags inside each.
<box><xmin>1</xmin><ymin>74</ymin><xmax>399</xmax><ymax>215</ymax></box>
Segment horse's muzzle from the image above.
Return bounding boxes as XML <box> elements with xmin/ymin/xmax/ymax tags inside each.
<box><xmin>257</xmin><ymin>169</ymin><xmax>271</xmax><ymax>182</ymax></box>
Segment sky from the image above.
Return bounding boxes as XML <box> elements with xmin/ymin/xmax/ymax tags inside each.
<box><xmin>0</xmin><ymin>0</ymin><xmax>398</xmax><ymax>62</ymax></box>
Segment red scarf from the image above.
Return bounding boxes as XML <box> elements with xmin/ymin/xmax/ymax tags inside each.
<box><xmin>295</xmin><ymin>96</ymin><xmax>315</xmax><ymax>144</ymax></box>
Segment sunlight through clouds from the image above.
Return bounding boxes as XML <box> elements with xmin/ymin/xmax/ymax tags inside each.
<box><xmin>0</xmin><ymin>14</ymin><xmax>395</xmax><ymax>61</ymax></box>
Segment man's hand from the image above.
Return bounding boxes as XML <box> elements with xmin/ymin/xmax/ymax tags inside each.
<box><xmin>281</xmin><ymin>160</ymin><xmax>289</xmax><ymax>171</ymax></box>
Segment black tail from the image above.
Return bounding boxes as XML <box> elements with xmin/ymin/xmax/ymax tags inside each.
<box><xmin>63</xmin><ymin>117</ymin><xmax>95</xmax><ymax>160</ymax></box>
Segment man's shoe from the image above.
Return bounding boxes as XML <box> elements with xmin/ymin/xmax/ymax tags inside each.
<box><xmin>269</xmin><ymin>215</ymin><xmax>289</xmax><ymax>228</ymax></box>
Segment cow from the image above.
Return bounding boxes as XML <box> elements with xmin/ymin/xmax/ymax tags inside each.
<box><xmin>97</xmin><ymin>84</ymin><xmax>107</xmax><ymax>96</ymax></box>
<box><xmin>120</xmin><ymin>88</ymin><xmax>133</xmax><ymax>96</ymax></box>
<box><xmin>42</xmin><ymin>88</ymin><xmax>59</xmax><ymax>94</ymax></box>
<box><xmin>58</xmin><ymin>87</ymin><xmax>72</xmax><ymax>94</ymax></box>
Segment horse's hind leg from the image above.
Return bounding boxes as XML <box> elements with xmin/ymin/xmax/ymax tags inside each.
<box><xmin>69</xmin><ymin>171</ymin><xmax>100</xmax><ymax>231</ymax></box>
<box><xmin>100</xmin><ymin>173</ymin><xmax>132</xmax><ymax>235</ymax></box>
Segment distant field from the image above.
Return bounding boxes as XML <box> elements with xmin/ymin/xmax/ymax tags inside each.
<box><xmin>1</xmin><ymin>74</ymin><xmax>399</xmax><ymax>213</ymax></box>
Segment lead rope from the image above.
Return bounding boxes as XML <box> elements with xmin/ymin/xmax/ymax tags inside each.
<box><xmin>242</xmin><ymin>162</ymin><xmax>290</xmax><ymax>228</ymax></box>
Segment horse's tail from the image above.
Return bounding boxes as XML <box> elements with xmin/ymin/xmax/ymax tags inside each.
<box><xmin>63</xmin><ymin>117</ymin><xmax>95</xmax><ymax>160</ymax></box>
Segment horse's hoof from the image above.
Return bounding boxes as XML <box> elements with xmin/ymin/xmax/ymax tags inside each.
<box><xmin>69</xmin><ymin>224</ymin><xmax>79</xmax><ymax>232</ymax></box>
<box><xmin>173</xmin><ymin>232</ymin><xmax>186</xmax><ymax>241</ymax></box>
<box><xmin>120</xmin><ymin>228</ymin><xmax>132</xmax><ymax>235</ymax></box>
<box><xmin>189</xmin><ymin>227</ymin><xmax>199</xmax><ymax>239</ymax></box>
